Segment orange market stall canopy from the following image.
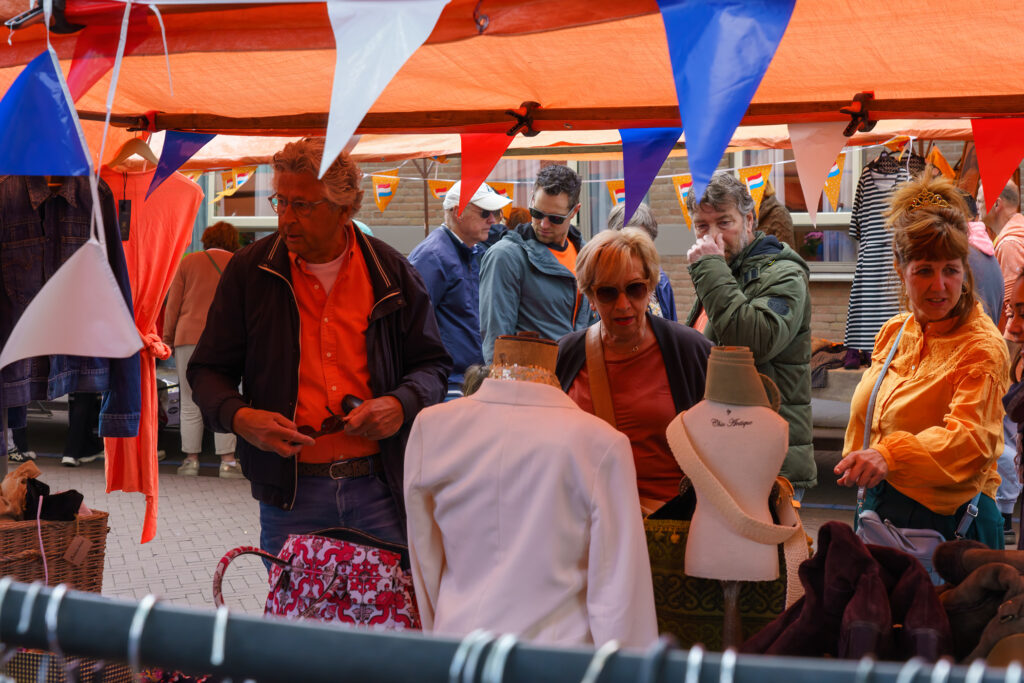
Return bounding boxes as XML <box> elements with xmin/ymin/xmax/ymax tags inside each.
<box><xmin>0</xmin><ymin>0</ymin><xmax>1023</xmax><ymax>154</ymax></box>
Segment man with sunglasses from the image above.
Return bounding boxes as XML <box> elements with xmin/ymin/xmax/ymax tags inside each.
<box><xmin>409</xmin><ymin>181</ymin><xmax>511</xmax><ymax>399</ymax></box>
<box><xmin>684</xmin><ymin>171</ymin><xmax>815</xmax><ymax>499</ymax></box>
<box><xmin>188</xmin><ymin>138</ymin><xmax>451</xmax><ymax>558</ymax></box>
<box><xmin>479</xmin><ymin>165</ymin><xmax>597</xmax><ymax>362</ymax></box>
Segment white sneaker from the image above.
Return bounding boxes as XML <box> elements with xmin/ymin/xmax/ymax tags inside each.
<box><xmin>61</xmin><ymin>455</ymin><xmax>80</xmax><ymax>467</ymax></box>
<box><xmin>77</xmin><ymin>450</ymin><xmax>104</xmax><ymax>464</ymax></box>
<box><xmin>8</xmin><ymin>449</ymin><xmax>37</xmax><ymax>463</ymax></box>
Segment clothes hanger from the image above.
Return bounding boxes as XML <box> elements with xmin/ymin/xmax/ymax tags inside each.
<box><xmin>929</xmin><ymin>658</ymin><xmax>953</xmax><ymax>683</ymax></box>
<box><xmin>638</xmin><ymin>635</ymin><xmax>676</xmax><ymax>683</ymax></box>
<box><xmin>107</xmin><ymin>136</ymin><xmax>159</xmax><ymax>169</ymax></box>
<box><xmin>894</xmin><ymin>657</ymin><xmax>925</xmax><ymax>683</ymax></box>
<box><xmin>44</xmin><ymin>584</ymin><xmax>80</xmax><ymax>683</ymax></box>
<box><xmin>717</xmin><ymin>648</ymin><xmax>736</xmax><ymax>683</ymax></box>
<box><xmin>127</xmin><ymin>594</ymin><xmax>159</xmax><ymax>677</ymax></box>
<box><xmin>868</xmin><ymin>150</ymin><xmax>900</xmax><ymax>175</ymax></box>
<box><xmin>479</xmin><ymin>634</ymin><xmax>518</xmax><ymax>683</ymax></box>
<box><xmin>963</xmin><ymin>659</ymin><xmax>988</xmax><ymax>683</ymax></box>
<box><xmin>853</xmin><ymin>656</ymin><xmax>876</xmax><ymax>683</ymax></box>
<box><xmin>449</xmin><ymin>630</ymin><xmax>493</xmax><ymax>683</ymax></box>
<box><xmin>684</xmin><ymin>645</ymin><xmax>704</xmax><ymax>683</ymax></box>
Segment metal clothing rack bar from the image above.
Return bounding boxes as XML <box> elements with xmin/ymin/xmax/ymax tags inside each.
<box><xmin>0</xmin><ymin>580</ymin><xmax>1016</xmax><ymax>683</ymax></box>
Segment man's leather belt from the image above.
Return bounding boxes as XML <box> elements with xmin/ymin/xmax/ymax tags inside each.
<box><xmin>297</xmin><ymin>453</ymin><xmax>383</xmax><ymax>479</ymax></box>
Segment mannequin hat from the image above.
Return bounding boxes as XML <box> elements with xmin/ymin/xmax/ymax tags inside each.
<box><xmin>704</xmin><ymin>346</ymin><xmax>778</xmax><ymax>410</ymax></box>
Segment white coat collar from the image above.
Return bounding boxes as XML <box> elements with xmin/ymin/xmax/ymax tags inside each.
<box><xmin>470</xmin><ymin>378</ymin><xmax>581</xmax><ymax>410</ymax></box>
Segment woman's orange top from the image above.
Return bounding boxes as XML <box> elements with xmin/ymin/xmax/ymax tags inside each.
<box><xmin>843</xmin><ymin>303</ymin><xmax>1009</xmax><ymax>514</ymax></box>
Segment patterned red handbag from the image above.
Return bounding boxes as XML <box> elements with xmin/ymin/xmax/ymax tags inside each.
<box><xmin>213</xmin><ymin>527</ymin><xmax>420</xmax><ymax>630</ymax></box>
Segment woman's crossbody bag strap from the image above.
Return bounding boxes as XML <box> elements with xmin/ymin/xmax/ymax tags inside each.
<box><xmin>856</xmin><ymin>315</ymin><xmax>982</xmax><ymax>538</ymax></box>
<box><xmin>585</xmin><ymin>323</ymin><xmax>616</xmax><ymax>428</ymax></box>
<box><xmin>204</xmin><ymin>250</ymin><xmax>223</xmax><ymax>275</ymax></box>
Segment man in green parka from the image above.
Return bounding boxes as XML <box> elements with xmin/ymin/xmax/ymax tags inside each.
<box><xmin>684</xmin><ymin>171</ymin><xmax>816</xmax><ymax>495</ymax></box>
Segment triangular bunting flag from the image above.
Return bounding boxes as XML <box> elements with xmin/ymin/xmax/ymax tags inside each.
<box><xmin>620</xmin><ymin>127</ymin><xmax>682</xmax><ymax>225</ymax></box>
<box><xmin>213</xmin><ymin>166</ymin><xmax>258</xmax><ymax>203</ymax></box>
<box><xmin>788</xmin><ymin>121</ymin><xmax>850</xmax><ymax>225</ymax></box>
<box><xmin>67</xmin><ymin>6</ymin><xmax>151</xmax><ymax>102</ymax></box>
<box><xmin>656</xmin><ymin>0</ymin><xmax>795</xmax><ymax>198</ymax></box>
<box><xmin>607</xmin><ymin>180</ymin><xmax>626</xmax><ymax>205</ymax></box>
<box><xmin>672</xmin><ymin>174</ymin><xmax>694</xmax><ymax>229</ymax></box>
<box><xmin>428</xmin><ymin>179</ymin><xmax>455</xmax><ymax>202</ymax></box>
<box><xmin>823</xmin><ymin>153</ymin><xmax>846</xmax><ymax>212</ymax></box>
<box><xmin>321</xmin><ymin>0</ymin><xmax>450</xmax><ymax>177</ymax></box>
<box><xmin>972</xmin><ymin>118</ymin><xmax>1024</xmax><ymax>213</ymax></box>
<box><xmin>146</xmin><ymin>131</ymin><xmax>215</xmax><ymax>199</ymax></box>
<box><xmin>458</xmin><ymin>133</ymin><xmax>516</xmax><ymax>215</ymax></box>
<box><xmin>883</xmin><ymin>135</ymin><xmax>912</xmax><ymax>160</ymax></box>
<box><xmin>738</xmin><ymin>165</ymin><xmax>773</xmax><ymax>217</ymax></box>
<box><xmin>372</xmin><ymin>173</ymin><xmax>400</xmax><ymax>212</ymax></box>
<box><xmin>488</xmin><ymin>182</ymin><xmax>516</xmax><ymax>219</ymax></box>
<box><xmin>183</xmin><ymin>170</ymin><xmax>204</xmax><ymax>183</ymax></box>
<box><xmin>926</xmin><ymin>147</ymin><xmax>955</xmax><ymax>180</ymax></box>
<box><xmin>0</xmin><ymin>239</ymin><xmax>142</xmax><ymax>370</ymax></box>
<box><xmin>0</xmin><ymin>49</ymin><xmax>92</xmax><ymax>176</ymax></box>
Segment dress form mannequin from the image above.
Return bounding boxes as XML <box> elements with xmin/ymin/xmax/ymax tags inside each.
<box><xmin>667</xmin><ymin>346</ymin><xmax>790</xmax><ymax>581</ymax></box>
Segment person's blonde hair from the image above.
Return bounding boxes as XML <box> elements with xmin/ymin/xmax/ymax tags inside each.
<box><xmin>576</xmin><ymin>228</ymin><xmax>660</xmax><ymax>296</ymax></box>
<box><xmin>272</xmin><ymin>137</ymin><xmax>364</xmax><ymax>213</ymax></box>
<box><xmin>887</xmin><ymin>174</ymin><xmax>975</xmax><ymax>329</ymax></box>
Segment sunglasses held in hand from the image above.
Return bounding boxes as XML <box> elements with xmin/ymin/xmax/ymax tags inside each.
<box><xmin>296</xmin><ymin>395</ymin><xmax>364</xmax><ymax>439</ymax></box>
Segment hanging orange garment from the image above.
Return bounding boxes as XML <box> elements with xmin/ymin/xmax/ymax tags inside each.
<box><xmin>100</xmin><ymin>166</ymin><xmax>203</xmax><ymax>543</ymax></box>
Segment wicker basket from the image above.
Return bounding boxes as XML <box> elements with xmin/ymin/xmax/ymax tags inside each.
<box><xmin>0</xmin><ymin>511</ymin><xmax>109</xmax><ymax>593</ymax></box>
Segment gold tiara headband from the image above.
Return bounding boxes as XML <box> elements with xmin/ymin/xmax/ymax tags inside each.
<box><xmin>907</xmin><ymin>190</ymin><xmax>952</xmax><ymax>212</ymax></box>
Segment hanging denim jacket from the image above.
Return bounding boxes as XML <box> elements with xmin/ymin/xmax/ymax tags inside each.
<box><xmin>0</xmin><ymin>175</ymin><xmax>141</xmax><ymax>437</ymax></box>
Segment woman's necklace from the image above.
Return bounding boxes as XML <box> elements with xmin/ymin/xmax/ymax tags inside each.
<box><xmin>605</xmin><ymin>325</ymin><xmax>646</xmax><ymax>355</ymax></box>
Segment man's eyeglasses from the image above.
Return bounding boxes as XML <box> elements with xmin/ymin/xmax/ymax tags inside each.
<box><xmin>268</xmin><ymin>194</ymin><xmax>330</xmax><ymax>218</ymax></box>
<box><xmin>529</xmin><ymin>207</ymin><xmax>573</xmax><ymax>225</ymax></box>
<box><xmin>477</xmin><ymin>207</ymin><xmax>501</xmax><ymax>220</ymax></box>
<box><xmin>593</xmin><ymin>282</ymin><xmax>650</xmax><ymax>305</ymax></box>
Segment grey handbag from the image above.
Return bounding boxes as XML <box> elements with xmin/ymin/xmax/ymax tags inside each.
<box><xmin>854</xmin><ymin>316</ymin><xmax>981</xmax><ymax>585</ymax></box>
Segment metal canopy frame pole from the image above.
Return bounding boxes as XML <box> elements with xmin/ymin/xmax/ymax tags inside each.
<box><xmin>0</xmin><ymin>581</ymin><xmax>1013</xmax><ymax>683</ymax></box>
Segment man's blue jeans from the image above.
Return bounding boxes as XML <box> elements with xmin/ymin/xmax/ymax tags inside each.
<box><xmin>259</xmin><ymin>474</ymin><xmax>405</xmax><ymax>560</ymax></box>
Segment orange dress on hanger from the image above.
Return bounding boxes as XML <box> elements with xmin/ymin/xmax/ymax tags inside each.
<box><xmin>100</xmin><ymin>166</ymin><xmax>202</xmax><ymax>543</ymax></box>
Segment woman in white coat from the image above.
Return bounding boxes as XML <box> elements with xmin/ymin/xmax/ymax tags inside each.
<box><xmin>403</xmin><ymin>334</ymin><xmax>658</xmax><ymax>648</ymax></box>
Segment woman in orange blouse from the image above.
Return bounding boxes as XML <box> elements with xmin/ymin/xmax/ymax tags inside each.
<box><xmin>835</xmin><ymin>176</ymin><xmax>1009</xmax><ymax>548</ymax></box>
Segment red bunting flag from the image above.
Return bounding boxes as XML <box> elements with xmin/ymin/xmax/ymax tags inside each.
<box><xmin>971</xmin><ymin>118</ymin><xmax>1024</xmax><ymax>213</ymax></box>
<box><xmin>458</xmin><ymin>133</ymin><xmax>516</xmax><ymax>216</ymax></box>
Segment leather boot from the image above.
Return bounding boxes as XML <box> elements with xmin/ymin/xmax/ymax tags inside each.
<box><xmin>934</xmin><ymin>540</ymin><xmax>1024</xmax><ymax>585</ymax></box>
<box><xmin>939</xmin><ymin>563</ymin><xmax>1024</xmax><ymax>660</ymax></box>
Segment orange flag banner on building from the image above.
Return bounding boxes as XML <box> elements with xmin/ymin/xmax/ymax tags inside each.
<box><xmin>671</xmin><ymin>174</ymin><xmax>693</xmax><ymax>229</ymax></box>
<box><xmin>372</xmin><ymin>173</ymin><xmax>400</xmax><ymax>212</ymax></box>
<box><xmin>427</xmin><ymin>178</ymin><xmax>455</xmax><ymax>202</ymax></box>
<box><xmin>606</xmin><ymin>179</ymin><xmax>626</xmax><ymax>205</ymax></box>
<box><xmin>822</xmin><ymin>153</ymin><xmax>846</xmax><ymax>211</ymax></box>
<box><xmin>738</xmin><ymin>165</ymin><xmax>772</xmax><ymax>216</ymax></box>
<box><xmin>212</xmin><ymin>165</ymin><xmax>257</xmax><ymax>203</ymax></box>
<box><xmin>883</xmin><ymin>135</ymin><xmax>912</xmax><ymax>160</ymax></box>
<box><xmin>488</xmin><ymin>181</ymin><xmax>515</xmax><ymax>219</ymax></box>
<box><xmin>926</xmin><ymin>146</ymin><xmax>955</xmax><ymax>180</ymax></box>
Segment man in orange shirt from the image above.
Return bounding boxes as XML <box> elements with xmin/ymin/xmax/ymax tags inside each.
<box><xmin>188</xmin><ymin>138</ymin><xmax>451</xmax><ymax>556</ymax></box>
<box><xmin>479</xmin><ymin>165</ymin><xmax>597</xmax><ymax>362</ymax></box>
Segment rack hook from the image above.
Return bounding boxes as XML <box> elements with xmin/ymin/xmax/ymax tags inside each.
<box><xmin>839</xmin><ymin>92</ymin><xmax>877</xmax><ymax>137</ymax></box>
<box><xmin>127</xmin><ymin>594</ymin><xmax>159</xmax><ymax>676</ymax></box>
<box><xmin>506</xmin><ymin>101</ymin><xmax>541</xmax><ymax>137</ymax></box>
<box><xmin>580</xmin><ymin>640</ymin><xmax>621</xmax><ymax>683</ymax></box>
<box><xmin>684</xmin><ymin>645</ymin><xmax>704</xmax><ymax>683</ymax></box>
<box><xmin>718</xmin><ymin>648</ymin><xmax>736</xmax><ymax>683</ymax></box>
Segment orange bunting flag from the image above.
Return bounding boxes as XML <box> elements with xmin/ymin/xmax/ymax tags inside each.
<box><xmin>427</xmin><ymin>179</ymin><xmax>455</xmax><ymax>202</ymax></box>
<box><xmin>371</xmin><ymin>173</ymin><xmax>400</xmax><ymax>212</ymax></box>
<box><xmin>671</xmin><ymin>174</ymin><xmax>694</xmax><ymax>229</ymax></box>
<box><xmin>883</xmin><ymin>135</ymin><xmax>912</xmax><ymax>159</ymax></box>
<box><xmin>488</xmin><ymin>182</ymin><xmax>516</xmax><ymax>219</ymax></box>
<box><xmin>606</xmin><ymin>179</ymin><xmax>626</xmax><ymax>205</ymax></box>
<box><xmin>212</xmin><ymin>165</ymin><xmax>257</xmax><ymax>203</ymax></box>
<box><xmin>926</xmin><ymin>147</ymin><xmax>955</xmax><ymax>180</ymax></box>
<box><xmin>182</xmin><ymin>170</ymin><xmax>203</xmax><ymax>183</ymax></box>
<box><xmin>822</xmin><ymin>153</ymin><xmax>846</xmax><ymax>212</ymax></box>
<box><xmin>738</xmin><ymin>165</ymin><xmax>772</xmax><ymax>216</ymax></box>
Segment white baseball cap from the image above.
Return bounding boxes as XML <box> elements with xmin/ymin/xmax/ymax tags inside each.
<box><xmin>442</xmin><ymin>181</ymin><xmax>513</xmax><ymax>211</ymax></box>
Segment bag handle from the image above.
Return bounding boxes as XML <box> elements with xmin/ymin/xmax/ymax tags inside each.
<box><xmin>204</xmin><ymin>250</ymin><xmax>223</xmax><ymax>275</ymax></box>
<box><xmin>212</xmin><ymin>545</ymin><xmax>348</xmax><ymax>617</ymax></box>
<box><xmin>856</xmin><ymin>316</ymin><xmax>910</xmax><ymax>513</ymax></box>
<box><xmin>585</xmin><ymin>323</ymin><xmax>616</xmax><ymax>427</ymax></box>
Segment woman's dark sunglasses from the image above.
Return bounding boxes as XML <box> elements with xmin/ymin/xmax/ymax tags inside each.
<box><xmin>529</xmin><ymin>207</ymin><xmax>572</xmax><ymax>225</ymax></box>
<box><xmin>593</xmin><ymin>282</ymin><xmax>649</xmax><ymax>305</ymax></box>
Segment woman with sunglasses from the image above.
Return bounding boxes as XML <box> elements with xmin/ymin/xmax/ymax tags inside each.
<box><xmin>556</xmin><ymin>228</ymin><xmax>712</xmax><ymax>512</ymax></box>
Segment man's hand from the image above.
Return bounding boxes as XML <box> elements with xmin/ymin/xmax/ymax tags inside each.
<box><xmin>686</xmin><ymin>233</ymin><xmax>725</xmax><ymax>264</ymax></box>
<box><xmin>232</xmin><ymin>407</ymin><xmax>314</xmax><ymax>458</ymax></box>
<box><xmin>344</xmin><ymin>396</ymin><xmax>405</xmax><ymax>441</ymax></box>
<box><xmin>834</xmin><ymin>448</ymin><xmax>889</xmax><ymax>489</ymax></box>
